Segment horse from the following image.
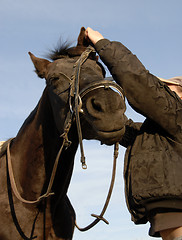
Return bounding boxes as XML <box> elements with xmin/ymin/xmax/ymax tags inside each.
<box><xmin>0</xmin><ymin>27</ymin><xmax>126</xmax><ymax>240</ymax></box>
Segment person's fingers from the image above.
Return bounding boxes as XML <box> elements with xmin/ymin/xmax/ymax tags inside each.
<box><xmin>85</xmin><ymin>27</ymin><xmax>104</xmax><ymax>45</ymax></box>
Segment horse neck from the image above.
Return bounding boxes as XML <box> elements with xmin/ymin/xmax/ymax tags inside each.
<box><xmin>10</xmin><ymin>88</ymin><xmax>78</xmax><ymax>202</ymax></box>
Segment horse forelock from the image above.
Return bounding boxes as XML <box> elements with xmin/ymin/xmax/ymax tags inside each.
<box><xmin>47</xmin><ymin>40</ymin><xmax>73</xmax><ymax>60</ymax></box>
<box><xmin>46</xmin><ymin>39</ymin><xmax>97</xmax><ymax>61</ymax></box>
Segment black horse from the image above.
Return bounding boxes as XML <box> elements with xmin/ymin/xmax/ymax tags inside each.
<box><xmin>0</xmin><ymin>27</ymin><xmax>126</xmax><ymax>240</ymax></box>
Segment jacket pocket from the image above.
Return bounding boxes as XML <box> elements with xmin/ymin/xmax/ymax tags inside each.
<box><xmin>130</xmin><ymin>150</ymin><xmax>164</xmax><ymax>198</ymax></box>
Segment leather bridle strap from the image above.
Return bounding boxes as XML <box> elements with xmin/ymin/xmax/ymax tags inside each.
<box><xmin>79</xmin><ymin>79</ymin><xmax>124</xmax><ymax>100</ymax></box>
<box><xmin>6</xmin><ymin>152</ymin><xmax>39</xmax><ymax>240</ymax></box>
<box><xmin>71</xmin><ymin>47</ymin><xmax>122</xmax><ymax>230</ymax></box>
<box><xmin>71</xmin><ymin>45</ymin><xmax>96</xmax><ymax>169</ymax></box>
<box><xmin>6</xmin><ymin>135</ymin><xmax>70</xmax><ymax>204</ymax></box>
<box><xmin>6</xmin><ymin>127</ymin><xmax>72</xmax><ymax>239</ymax></box>
<box><xmin>75</xmin><ymin>142</ymin><xmax>119</xmax><ymax>231</ymax></box>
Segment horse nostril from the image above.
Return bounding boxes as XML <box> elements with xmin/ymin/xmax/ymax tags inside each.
<box><xmin>91</xmin><ymin>98</ymin><xmax>103</xmax><ymax>112</ymax></box>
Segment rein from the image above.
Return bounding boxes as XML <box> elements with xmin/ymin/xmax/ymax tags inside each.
<box><xmin>75</xmin><ymin>142</ymin><xmax>119</xmax><ymax>231</ymax></box>
<box><xmin>69</xmin><ymin>46</ymin><xmax>122</xmax><ymax>230</ymax></box>
<box><xmin>5</xmin><ymin>45</ymin><xmax>124</xmax><ymax>238</ymax></box>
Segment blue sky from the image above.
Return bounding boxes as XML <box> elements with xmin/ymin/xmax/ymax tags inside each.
<box><xmin>0</xmin><ymin>0</ymin><xmax>182</xmax><ymax>239</ymax></box>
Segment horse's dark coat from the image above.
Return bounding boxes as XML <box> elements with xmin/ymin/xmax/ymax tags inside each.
<box><xmin>0</xmin><ymin>27</ymin><xmax>126</xmax><ymax>240</ymax></box>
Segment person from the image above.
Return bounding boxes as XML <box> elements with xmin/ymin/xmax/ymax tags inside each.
<box><xmin>85</xmin><ymin>27</ymin><xmax>182</xmax><ymax>240</ymax></box>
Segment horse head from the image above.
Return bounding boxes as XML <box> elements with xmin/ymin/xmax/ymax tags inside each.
<box><xmin>29</xmin><ymin>27</ymin><xmax>126</xmax><ymax>146</ymax></box>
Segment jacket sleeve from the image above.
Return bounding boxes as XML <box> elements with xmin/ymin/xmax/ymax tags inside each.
<box><xmin>119</xmin><ymin>119</ymin><xmax>142</xmax><ymax>148</ymax></box>
<box><xmin>95</xmin><ymin>39</ymin><xmax>182</xmax><ymax>142</ymax></box>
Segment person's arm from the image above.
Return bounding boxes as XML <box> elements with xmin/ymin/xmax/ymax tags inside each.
<box><xmin>85</xmin><ymin>28</ymin><xmax>182</xmax><ymax>141</ymax></box>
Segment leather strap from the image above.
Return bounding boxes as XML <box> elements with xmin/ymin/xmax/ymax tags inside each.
<box><xmin>75</xmin><ymin>142</ymin><xmax>119</xmax><ymax>231</ymax></box>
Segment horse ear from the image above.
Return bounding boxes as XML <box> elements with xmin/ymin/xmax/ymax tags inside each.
<box><xmin>77</xmin><ymin>27</ymin><xmax>89</xmax><ymax>47</ymax></box>
<box><xmin>28</xmin><ymin>52</ymin><xmax>51</xmax><ymax>79</ymax></box>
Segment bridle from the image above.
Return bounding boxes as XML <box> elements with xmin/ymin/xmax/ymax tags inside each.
<box><xmin>5</xmin><ymin>46</ymin><xmax>124</xmax><ymax>239</ymax></box>
<box><xmin>69</xmin><ymin>46</ymin><xmax>124</xmax><ymax>169</ymax></box>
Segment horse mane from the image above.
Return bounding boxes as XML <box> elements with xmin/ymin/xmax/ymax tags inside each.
<box><xmin>47</xmin><ymin>40</ymin><xmax>73</xmax><ymax>60</ymax></box>
<box><xmin>47</xmin><ymin>39</ymin><xmax>89</xmax><ymax>61</ymax></box>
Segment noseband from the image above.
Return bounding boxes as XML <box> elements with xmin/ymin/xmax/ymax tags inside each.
<box><xmin>80</xmin><ymin>79</ymin><xmax>124</xmax><ymax>99</ymax></box>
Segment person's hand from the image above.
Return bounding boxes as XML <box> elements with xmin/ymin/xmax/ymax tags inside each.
<box><xmin>85</xmin><ymin>27</ymin><xmax>104</xmax><ymax>45</ymax></box>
